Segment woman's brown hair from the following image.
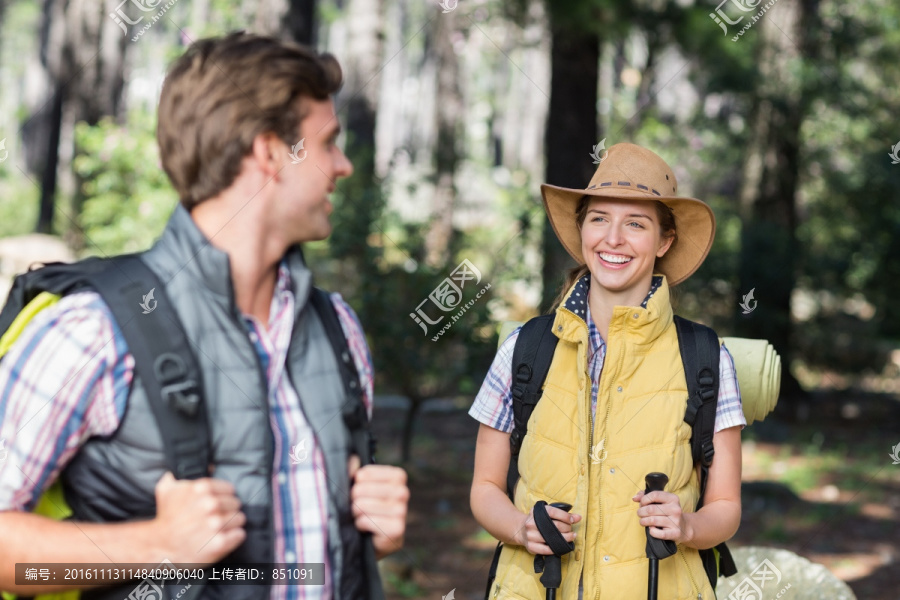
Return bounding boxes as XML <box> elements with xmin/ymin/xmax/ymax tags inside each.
<box><xmin>548</xmin><ymin>197</ymin><xmax>676</xmax><ymax>312</ymax></box>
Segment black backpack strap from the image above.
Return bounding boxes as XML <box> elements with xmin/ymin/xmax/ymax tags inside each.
<box><xmin>309</xmin><ymin>287</ymin><xmax>375</xmax><ymax>465</ymax></box>
<box><xmin>486</xmin><ymin>315</ymin><xmax>560</xmax><ymax>599</ymax></box>
<box><xmin>308</xmin><ymin>287</ymin><xmax>382</xmax><ymax>600</ymax></box>
<box><xmin>86</xmin><ymin>255</ymin><xmax>210</xmax><ymax>481</ymax></box>
<box><xmin>673</xmin><ymin>315</ymin><xmax>719</xmax><ymax>506</ymax></box>
<box><xmin>0</xmin><ymin>257</ymin><xmax>109</xmax><ymax>334</ymax></box>
<box><xmin>673</xmin><ymin>315</ymin><xmax>738</xmax><ymax>583</ymax></box>
<box><xmin>506</xmin><ymin>314</ymin><xmax>559</xmax><ymax>500</ymax></box>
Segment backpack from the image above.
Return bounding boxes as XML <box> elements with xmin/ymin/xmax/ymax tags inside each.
<box><xmin>485</xmin><ymin>314</ymin><xmax>738</xmax><ymax>597</ymax></box>
<box><xmin>0</xmin><ymin>254</ymin><xmax>375</xmax><ymax>600</ymax></box>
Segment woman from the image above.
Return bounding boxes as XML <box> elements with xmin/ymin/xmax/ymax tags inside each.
<box><xmin>470</xmin><ymin>143</ymin><xmax>744</xmax><ymax>600</ymax></box>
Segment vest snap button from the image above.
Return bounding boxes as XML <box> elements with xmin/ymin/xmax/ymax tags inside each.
<box><xmin>609</xmin><ymin>468</ymin><xmax>615</xmax><ymax>474</ymax></box>
<box><xmin>575</xmin><ymin>549</ymin><xmax>581</xmax><ymax>561</ymax></box>
<box><xmin>557</xmin><ymin>325</ymin><xmax>563</xmax><ymax>332</ymax></box>
<box><xmin>603</xmin><ymin>555</ymin><xmax>610</xmax><ymax>562</ymax></box>
<box><xmin>617</xmin><ymin>386</ymin><xmax>623</xmax><ymax>392</ymax></box>
<box><xmin>633</xmin><ymin>313</ymin><xmax>639</xmax><ymax>319</ymax></box>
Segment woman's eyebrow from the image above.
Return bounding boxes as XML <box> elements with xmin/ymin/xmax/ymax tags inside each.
<box><xmin>587</xmin><ymin>209</ymin><xmax>652</xmax><ymax>219</ymax></box>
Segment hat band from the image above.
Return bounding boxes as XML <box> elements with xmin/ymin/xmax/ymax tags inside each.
<box><xmin>586</xmin><ymin>181</ymin><xmax>663</xmax><ymax>196</ymax></box>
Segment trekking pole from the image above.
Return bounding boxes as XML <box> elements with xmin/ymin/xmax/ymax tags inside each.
<box><xmin>644</xmin><ymin>473</ymin><xmax>677</xmax><ymax>600</ymax></box>
<box><xmin>532</xmin><ymin>501</ymin><xmax>574</xmax><ymax>600</ymax></box>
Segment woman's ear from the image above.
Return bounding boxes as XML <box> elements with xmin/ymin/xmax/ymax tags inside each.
<box><xmin>656</xmin><ymin>234</ymin><xmax>675</xmax><ymax>258</ymax></box>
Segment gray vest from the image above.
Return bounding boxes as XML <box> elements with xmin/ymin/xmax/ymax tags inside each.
<box><xmin>60</xmin><ymin>206</ymin><xmax>382</xmax><ymax>600</ymax></box>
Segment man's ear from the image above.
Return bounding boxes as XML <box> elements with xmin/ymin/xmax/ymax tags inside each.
<box><xmin>249</xmin><ymin>132</ymin><xmax>285</xmax><ymax>175</ymax></box>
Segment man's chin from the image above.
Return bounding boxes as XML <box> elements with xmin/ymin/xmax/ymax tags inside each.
<box><xmin>296</xmin><ymin>223</ymin><xmax>332</xmax><ymax>245</ymax></box>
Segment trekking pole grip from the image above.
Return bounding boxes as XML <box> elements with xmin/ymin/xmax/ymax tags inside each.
<box><xmin>644</xmin><ymin>472</ymin><xmax>668</xmax><ymax>494</ymax></box>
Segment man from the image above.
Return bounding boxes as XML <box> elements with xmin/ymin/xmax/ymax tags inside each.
<box><xmin>0</xmin><ymin>32</ymin><xmax>408</xmax><ymax>600</ymax></box>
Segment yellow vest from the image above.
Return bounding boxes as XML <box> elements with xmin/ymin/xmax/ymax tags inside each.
<box><xmin>490</xmin><ymin>276</ymin><xmax>716</xmax><ymax>600</ymax></box>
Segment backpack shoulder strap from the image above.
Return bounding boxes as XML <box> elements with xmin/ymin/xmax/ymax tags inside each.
<box><xmin>308</xmin><ymin>288</ymin><xmax>375</xmax><ymax>465</ymax></box>
<box><xmin>506</xmin><ymin>314</ymin><xmax>559</xmax><ymax>501</ymax></box>
<box><xmin>673</xmin><ymin>315</ymin><xmax>738</xmax><ymax>582</ymax></box>
<box><xmin>673</xmin><ymin>315</ymin><xmax>719</xmax><ymax>502</ymax></box>
<box><xmin>85</xmin><ymin>255</ymin><xmax>210</xmax><ymax>481</ymax></box>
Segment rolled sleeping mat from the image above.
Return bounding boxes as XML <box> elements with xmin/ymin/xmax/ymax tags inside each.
<box><xmin>496</xmin><ymin>322</ymin><xmax>781</xmax><ymax>425</ymax></box>
<box><xmin>721</xmin><ymin>337</ymin><xmax>780</xmax><ymax>424</ymax></box>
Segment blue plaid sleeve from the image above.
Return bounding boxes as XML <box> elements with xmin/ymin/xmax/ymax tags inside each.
<box><xmin>714</xmin><ymin>343</ymin><xmax>746</xmax><ymax>433</ymax></box>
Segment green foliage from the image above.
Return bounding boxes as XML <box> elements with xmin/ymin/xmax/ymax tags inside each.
<box><xmin>72</xmin><ymin>115</ymin><xmax>177</xmax><ymax>256</ymax></box>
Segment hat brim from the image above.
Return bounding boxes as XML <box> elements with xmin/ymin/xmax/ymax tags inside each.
<box><xmin>540</xmin><ymin>183</ymin><xmax>716</xmax><ymax>286</ymax></box>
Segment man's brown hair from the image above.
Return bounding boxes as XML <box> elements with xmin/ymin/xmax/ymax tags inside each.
<box><xmin>157</xmin><ymin>31</ymin><xmax>343</xmax><ymax>209</ymax></box>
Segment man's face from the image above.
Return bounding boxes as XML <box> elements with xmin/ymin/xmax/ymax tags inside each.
<box><xmin>273</xmin><ymin>98</ymin><xmax>353</xmax><ymax>244</ymax></box>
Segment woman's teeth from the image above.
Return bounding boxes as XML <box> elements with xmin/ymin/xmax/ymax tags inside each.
<box><xmin>599</xmin><ymin>252</ymin><xmax>632</xmax><ymax>264</ymax></box>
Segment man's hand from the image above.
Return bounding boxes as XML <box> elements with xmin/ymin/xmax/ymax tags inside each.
<box><xmin>348</xmin><ymin>456</ymin><xmax>409</xmax><ymax>559</ymax></box>
<box><xmin>152</xmin><ymin>472</ymin><xmax>247</xmax><ymax>564</ymax></box>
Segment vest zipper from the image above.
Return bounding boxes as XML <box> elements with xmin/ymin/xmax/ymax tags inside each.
<box><xmin>678</xmin><ymin>546</ymin><xmax>702</xmax><ymax>598</ymax></box>
<box><xmin>591</xmin><ymin>345</ymin><xmax>619</xmax><ymax>600</ymax></box>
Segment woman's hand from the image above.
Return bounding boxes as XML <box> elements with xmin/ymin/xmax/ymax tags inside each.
<box><xmin>516</xmin><ymin>504</ymin><xmax>582</xmax><ymax>555</ymax></box>
<box><xmin>633</xmin><ymin>490</ymin><xmax>693</xmax><ymax>545</ymax></box>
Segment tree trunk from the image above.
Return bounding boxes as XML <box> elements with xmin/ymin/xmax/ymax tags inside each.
<box><xmin>540</xmin><ymin>19</ymin><xmax>600</xmax><ymax>312</ymax></box>
<box><xmin>329</xmin><ymin>0</ymin><xmax>385</xmax><ymax>274</ymax></box>
<box><xmin>424</xmin><ymin>10</ymin><xmax>462</xmax><ymax>268</ymax></box>
<box><xmin>737</xmin><ymin>0</ymin><xmax>821</xmax><ymax>406</ymax></box>
<box><xmin>24</xmin><ymin>0</ymin><xmax>128</xmax><ymax>237</ymax></box>
<box><xmin>282</xmin><ymin>0</ymin><xmax>317</xmax><ymax>46</ymax></box>
<box><xmin>400</xmin><ymin>396</ymin><xmax>422</xmax><ymax>464</ymax></box>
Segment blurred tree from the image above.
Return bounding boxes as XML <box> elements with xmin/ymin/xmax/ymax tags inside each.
<box><xmin>22</xmin><ymin>0</ymin><xmax>128</xmax><ymax>243</ymax></box>
<box><xmin>539</xmin><ymin>1</ymin><xmax>601</xmax><ymax>311</ymax></box>
<box><xmin>736</xmin><ymin>0</ymin><xmax>822</xmax><ymax>402</ymax></box>
<box><xmin>329</xmin><ymin>0</ymin><xmax>385</xmax><ymax>286</ymax></box>
<box><xmin>424</xmin><ymin>8</ymin><xmax>462</xmax><ymax>267</ymax></box>
<box><xmin>252</xmin><ymin>0</ymin><xmax>317</xmax><ymax>44</ymax></box>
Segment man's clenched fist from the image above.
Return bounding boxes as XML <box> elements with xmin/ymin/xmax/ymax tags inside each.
<box><xmin>348</xmin><ymin>456</ymin><xmax>409</xmax><ymax>559</ymax></box>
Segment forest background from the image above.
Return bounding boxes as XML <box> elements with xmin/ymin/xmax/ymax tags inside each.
<box><xmin>0</xmin><ymin>0</ymin><xmax>899</xmax><ymax>597</ymax></box>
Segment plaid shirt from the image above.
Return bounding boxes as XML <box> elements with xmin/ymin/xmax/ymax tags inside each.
<box><xmin>0</xmin><ymin>263</ymin><xmax>374</xmax><ymax>600</ymax></box>
<box><xmin>470</xmin><ymin>277</ymin><xmax>745</xmax><ymax>435</ymax></box>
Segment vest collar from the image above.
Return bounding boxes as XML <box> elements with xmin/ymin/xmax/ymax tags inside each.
<box><xmin>154</xmin><ymin>204</ymin><xmax>313</xmax><ymax>313</ymax></box>
<box><xmin>553</xmin><ymin>273</ymin><xmax>674</xmax><ymax>344</ymax></box>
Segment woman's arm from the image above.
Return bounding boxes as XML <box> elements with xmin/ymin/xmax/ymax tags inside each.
<box><xmin>634</xmin><ymin>425</ymin><xmax>742</xmax><ymax>549</ymax></box>
<box><xmin>470</xmin><ymin>424</ymin><xmax>581</xmax><ymax>555</ymax></box>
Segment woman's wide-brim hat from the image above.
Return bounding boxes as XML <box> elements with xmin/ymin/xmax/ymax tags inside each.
<box><xmin>540</xmin><ymin>143</ymin><xmax>715</xmax><ymax>286</ymax></box>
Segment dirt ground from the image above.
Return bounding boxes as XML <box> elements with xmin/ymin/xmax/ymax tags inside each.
<box><xmin>370</xmin><ymin>391</ymin><xmax>900</xmax><ymax>600</ymax></box>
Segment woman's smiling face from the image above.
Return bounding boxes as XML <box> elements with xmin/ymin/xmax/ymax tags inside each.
<box><xmin>580</xmin><ymin>198</ymin><xmax>674</xmax><ymax>297</ymax></box>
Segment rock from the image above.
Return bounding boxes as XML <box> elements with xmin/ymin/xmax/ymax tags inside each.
<box><xmin>716</xmin><ymin>546</ymin><xmax>856</xmax><ymax>599</ymax></box>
